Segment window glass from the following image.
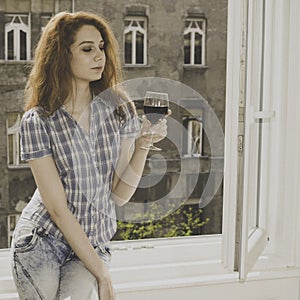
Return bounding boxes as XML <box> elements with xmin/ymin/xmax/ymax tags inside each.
<box><xmin>125</xmin><ymin>32</ymin><xmax>132</xmax><ymax>64</ymax></box>
<box><xmin>1</xmin><ymin>3</ymin><xmax>228</xmax><ymax>249</ymax></box>
<box><xmin>136</xmin><ymin>31</ymin><xmax>144</xmax><ymax>64</ymax></box>
<box><xmin>20</xmin><ymin>30</ymin><xmax>27</xmax><ymax>60</ymax></box>
<box><xmin>194</xmin><ymin>33</ymin><xmax>203</xmax><ymax>64</ymax></box>
<box><xmin>184</xmin><ymin>32</ymin><xmax>191</xmax><ymax>64</ymax></box>
<box><xmin>114</xmin><ymin>72</ymin><xmax>224</xmax><ymax>240</ymax></box>
<box><xmin>7</xmin><ymin>30</ymin><xmax>14</xmax><ymax>60</ymax></box>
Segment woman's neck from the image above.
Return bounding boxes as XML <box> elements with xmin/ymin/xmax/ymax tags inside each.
<box><xmin>65</xmin><ymin>82</ymin><xmax>92</xmax><ymax>113</ymax></box>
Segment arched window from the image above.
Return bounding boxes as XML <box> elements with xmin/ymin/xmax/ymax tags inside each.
<box><xmin>6</xmin><ymin>112</ymin><xmax>26</xmax><ymax>167</ymax></box>
<box><xmin>184</xmin><ymin>18</ymin><xmax>206</xmax><ymax>66</ymax></box>
<box><xmin>183</xmin><ymin>116</ymin><xmax>204</xmax><ymax>157</ymax></box>
<box><xmin>5</xmin><ymin>14</ymin><xmax>31</xmax><ymax>61</ymax></box>
<box><xmin>124</xmin><ymin>16</ymin><xmax>147</xmax><ymax>65</ymax></box>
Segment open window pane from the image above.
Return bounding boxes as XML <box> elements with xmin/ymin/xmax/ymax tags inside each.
<box><xmin>233</xmin><ymin>0</ymin><xmax>271</xmax><ymax>279</ymax></box>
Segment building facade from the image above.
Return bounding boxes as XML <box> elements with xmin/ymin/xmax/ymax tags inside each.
<box><xmin>0</xmin><ymin>0</ymin><xmax>227</xmax><ymax>247</ymax></box>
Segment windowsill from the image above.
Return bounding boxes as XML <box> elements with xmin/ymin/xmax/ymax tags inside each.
<box><xmin>105</xmin><ymin>235</ymin><xmax>225</xmax><ymax>287</ymax></box>
<box><xmin>182</xmin><ymin>154</ymin><xmax>224</xmax><ymax>160</ymax></box>
<box><xmin>109</xmin><ymin>235</ymin><xmax>300</xmax><ymax>292</ymax></box>
<box><xmin>109</xmin><ymin>234</ymin><xmax>300</xmax><ymax>292</ymax></box>
<box><xmin>1</xmin><ymin>235</ymin><xmax>300</xmax><ymax>295</ymax></box>
<box><xmin>145</xmin><ymin>155</ymin><xmax>223</xmax><ymax>161</ymax></box>
<box><xmin>113</xmin><ymin>267</ymin><xmax>300</xmax><ymax>293</ymax></box>
<box><xmin>0</xmin><ymin>60</ymin><xmax>32</xmax><ymax>64</ymax></box>
<box><xmin>183</xmin><ymin>64</ymin><xmax>209</xmax><ymax>70</ymax></box>
<box><xmin>7</xmin><ymin>164</ymin><xmax>29</xmax><ymax>170</ymax></box>
<box><xmin>123</xmin><ymin>64</ymin><xmax>153</xmax><ymax>69</ymax></box>
<box><xmin>110</xmin><ymin>234</ymin><xmax>221</xmax><ymax>262</ymax></box>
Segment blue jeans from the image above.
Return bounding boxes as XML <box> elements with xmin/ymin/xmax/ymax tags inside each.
<box><xmin>10</xmin><ymin>217</ymin><xmax>111</xmax><ymax>300</ymax></box>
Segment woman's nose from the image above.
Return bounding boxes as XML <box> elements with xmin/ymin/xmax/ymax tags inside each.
<box><xmin>94</xmin><ymin>49</ymin><xmax>104</xmax><ymax>61</ymax></box>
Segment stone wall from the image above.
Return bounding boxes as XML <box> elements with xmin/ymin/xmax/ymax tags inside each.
<box><xmin>0</xmin><ymin>0</ymin><xmax>227</xmax><ymax>247</ymax></box>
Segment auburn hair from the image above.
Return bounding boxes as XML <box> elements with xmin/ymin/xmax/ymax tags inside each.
<box><xmin>24</xmin><ymin>11</ymin><xmax>132</xmax><ymax>116</ymax></box>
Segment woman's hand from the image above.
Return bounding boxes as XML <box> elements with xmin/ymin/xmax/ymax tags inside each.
<box><xmin>138</xmin><ymin>109</ymin><xmax>171</xmax><ymax>147</ymax></box>
<box><xmin>97</xmin><ymin>267</ymin><xmax>115</xmax><ymax>300</ymax></box>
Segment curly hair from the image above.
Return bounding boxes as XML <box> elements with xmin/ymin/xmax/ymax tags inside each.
<box><xmin>24</xmin><ymin>11</ymin><xmax>129</xmax><ymax>116</ymax></box>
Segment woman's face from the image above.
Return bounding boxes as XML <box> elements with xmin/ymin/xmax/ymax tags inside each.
<box><xmin>70</xmin><ymin>25</ymin><xmax>106</xmax><ymax>85</ymax></box>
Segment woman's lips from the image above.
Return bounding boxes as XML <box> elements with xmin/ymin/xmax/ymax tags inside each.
<box><xmin>92</xmin><ymin>66</ymin><xmax>102</xmax><ymax>70</ymax></box>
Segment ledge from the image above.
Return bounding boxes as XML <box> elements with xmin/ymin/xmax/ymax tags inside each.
<box><xmin>183</xmin><ymin>64</ymin><xmax>209</xmax><ymax>70</ymax></box>
<box><xmin>1</xmin><ymin>237</ymin><xmax>300</xmax><ymax>298</ymax></box>
<box><xmin>123</xmin><ymin>64</ymin><xmax>153</xmax><ymax>69</ymax></box>
<box><xmin>0</xmin><ymin>60</ymin><xmax>32</xmax><ymax>65</ymax></box>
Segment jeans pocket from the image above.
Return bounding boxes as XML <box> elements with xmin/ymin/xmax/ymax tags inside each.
<box><xmin>13</xmin><ymin>221</ymin><xmax>39</xmax><ymax>253</ymax></box>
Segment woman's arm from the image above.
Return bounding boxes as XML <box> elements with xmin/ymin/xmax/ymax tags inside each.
<box><xmin>112</xmin><ymin>118</ymin><xmax>168</xmax><ymax>206</ymax></box>
<box><xmin>29</xmin><ymin>156</ymin><xmax>115</xmax><ymax>299</ymax></box>
<box><xmin>112</xmin><ymin>136</ymin><xmax>149</xmax><ymax>206</ymax></box>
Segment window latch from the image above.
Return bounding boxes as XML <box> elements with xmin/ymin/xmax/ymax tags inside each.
<box><xmin>238</xmin><ymin>135</ymin><xmax>244</xmax><ymax>153</ymax></box>
<box><xmin>252</xmin><ymin>109</ymin><xmax>275</xmax><ymax>121</ymax></box>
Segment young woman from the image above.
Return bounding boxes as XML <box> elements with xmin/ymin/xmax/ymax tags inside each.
<box><xmin>11</xmin><ymin>11</ymin><xmax>167</xmax><ymax>300</ymax></box>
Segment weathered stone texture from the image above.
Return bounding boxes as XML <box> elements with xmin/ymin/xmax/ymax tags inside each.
<box><xmin>0</xmin><ymin>0</ymin><xmax>227</xmax><ymax>247</ymax></box>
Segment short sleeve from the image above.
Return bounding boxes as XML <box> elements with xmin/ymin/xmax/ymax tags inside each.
<box><xmin>119</xmin><ymin>101</ymin><xmax>141</xmax><ymax>139</ymax></box>
<box><xmin>20</xmin><ymin>109</ymin><xmax>52</xmax><ymax>161</ymax></box>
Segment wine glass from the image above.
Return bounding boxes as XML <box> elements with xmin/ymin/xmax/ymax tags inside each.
<box><xmin>140</xmin><ymin>91</ymin><xmax>169</xmax><ymax>151</ymax></box>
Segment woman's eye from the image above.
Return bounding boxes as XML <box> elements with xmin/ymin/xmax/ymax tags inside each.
<box><xmin>99</xmin><ymin>46</ymin><xmax>105</xmax><ymax>51</ymax></box>
<box><xmin>82</xmin><ymin>48</ymin><xmax>92</xmax><ymax>52</ymax></box>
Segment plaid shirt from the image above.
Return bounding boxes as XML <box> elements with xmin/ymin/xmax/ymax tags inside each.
<box><xmin>20</xmin><ymin>95</ymin><xmax>140</xmax><ymax>247</ymax></box>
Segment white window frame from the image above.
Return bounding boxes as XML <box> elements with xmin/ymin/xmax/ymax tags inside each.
<box><xmin>184</xmin><ymin>18</ymin><xmax>206</xmax><ymax>66</ymax></box>
<box><xmin>108</xmin><ymin>0</ymin><xmax>300</xmax><ymax>290</ymax></box>
<box><xmin>7</xmin><ymin>214</ymin><xmax>20</xmax><ymax>247</ymax></box>
<box><xmin>124</xmin><ymin>16</ymin><xmax>147</xmax><ymax>66</ymax></box>
<box><xmin>223</xmin><ymin>0</ymin><xmax>272</xmax><ymax>278</ymax></box>
<box><xmin>41</xmin><ymin>14</ymin><xmax>52</xmax><ymax>32</ymax></box>
<box><xmin>182</xmin><ymin>116</ymin><xmax>203</xmax><ymax>157</ymax></box>
<box><xmin>6</xmin><ymin>112</ymin><xmax>27</xmax><ymax>168</ymax></box>
<box><xmin>4</xmin><ymin>14</ymin><xmax>31</xmax><ymax>61</ymax></box>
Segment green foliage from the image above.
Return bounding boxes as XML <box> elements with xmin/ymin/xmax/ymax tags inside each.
<box><xmin>115</xmin><ymin>203</ymin><xmax>210</xmax><ymax>240</ymax></box>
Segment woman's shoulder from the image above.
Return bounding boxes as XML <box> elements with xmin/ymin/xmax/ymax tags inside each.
<box><xmin>21</xmin><ymin>106</ymin><xmax>48</xmax><ymax>123</ymax></box>
<box><xmin>119</xmin><ymin>97</ymin><xmax>137</xmax><ymax>118</ymax></box>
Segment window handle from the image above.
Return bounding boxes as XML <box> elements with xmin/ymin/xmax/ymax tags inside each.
<box><xmin>252</xmin><ymin>110</ymin><xmax>275</xmax><ymax>121</ymax></box>
<box><xmin>250</xmin><ymin>106</ymin><xmax>275</xmax><ymax>122</ymax></box>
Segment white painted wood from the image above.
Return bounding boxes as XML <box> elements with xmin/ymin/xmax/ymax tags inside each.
<box><xmin>222</xmin><ymin>0</ymin><xmax>244</xmax><ymax>273</ymax></box>
<box><xmin>1</xmin><ymin>247</ymin><xmax>300</xmax><ymax>300</ymax></box>
<box><xmin>288</xmin><ymin>0</ymin><xmax>300</xmax><ymax>270</ymax></box>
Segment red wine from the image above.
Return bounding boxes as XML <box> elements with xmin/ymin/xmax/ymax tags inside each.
<box><xmin>144</xmin><ymin>105</ymin><xmax>168</xmax><ymax>124</ymax></box>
